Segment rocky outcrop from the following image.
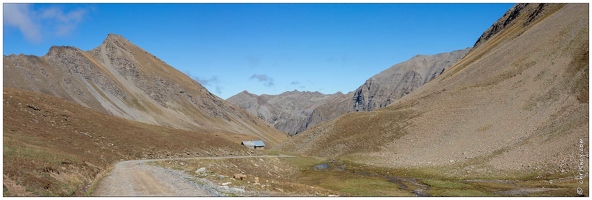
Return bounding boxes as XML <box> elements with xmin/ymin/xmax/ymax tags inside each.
<box><xmin>472</xmin><ymin>3</ymin><xmax>565</xmax><ymax>51</ymax></box>
<box><xmin>350</xmin><ymin>49</ymin><xmax>469</xmax><ymax>112</ymax></box>
<box><xmin>301</xmin><ymin>48</ymin><xmax>469</xmax><ymax>131</ymax></box>
<box><xmin>3</xmin><ymin>34</ymin><xmax>287</xmax><ymax>147</ymax></box>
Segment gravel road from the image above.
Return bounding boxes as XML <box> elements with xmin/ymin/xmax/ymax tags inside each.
<box><xmin>93</xmin><ymin>155</ymin><xmax>293</xmax><ymax>196</ymax></box>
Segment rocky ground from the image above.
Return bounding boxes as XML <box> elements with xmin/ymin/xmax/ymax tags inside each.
<box><xmin>94</xmin><ymin>160</ymin><xmax>218</xmax><ymax>196</ymax></box>
<box><xmin>93</xmin><ymin>155</ymin><xmax>295</xmax><ymax>196</ymax></box>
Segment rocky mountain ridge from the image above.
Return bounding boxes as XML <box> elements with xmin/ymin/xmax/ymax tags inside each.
<box><xmin>3</xmin><ymin>34</ymin><xmax>287</xmax><ymax>147</ymax></box>
<box><xmin>228</xmin><ymin>49</ymin><xmax>469</xmax><ymax>135</ymax></box>
<box><xmin>350</xmin><ymin>48</ymin><xmax>470</xmax><ymax>112</ymax></box>
<box><xmin>278</xmin><ymin>3</ymin><xmax>588</xmax><ymax>178</ymax></box>
<box><xmin>227</xmin><ymin>90</ymin><xmax>343</xmax><ymax>135</ymax></box>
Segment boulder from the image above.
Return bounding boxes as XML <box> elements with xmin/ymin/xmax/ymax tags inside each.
<box><xmin>233</xmin><ymin>173</ymin><xmax>247</xmax><ymax>180</ymax></box>
<box><xmin>195</xmin><ymin>167</ymin><xmax>207</xmax><ymax>174</ymax></box>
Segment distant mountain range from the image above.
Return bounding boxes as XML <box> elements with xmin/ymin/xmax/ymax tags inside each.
<box><xmin>227</xmin><ymin>48</ymin><xmax>469</xmax><ymax>135</ymax></box>
<box><xmin>227</xmin><ymin>90</ymin><xmax>343</xmax><ymax>135</ymax></box>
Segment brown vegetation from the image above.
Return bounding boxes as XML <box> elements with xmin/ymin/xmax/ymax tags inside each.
<box><xmin>3</xmin><ymin>88</ymin><xmax>258</xmax><ymax>196</ymax></box>
<box><xmin>278</xmin><ymin>4</ymin><xmax>589</xmax><ymax>192</ymax></box>
<box><xmin>3</xmin><ymin>34</ymin><xmax>287</xmax><ymax>148</ymax></box>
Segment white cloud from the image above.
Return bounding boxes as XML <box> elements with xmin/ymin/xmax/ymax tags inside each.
<box><xmin>192</xmin><ymin>74</ymin><xmax>223</xmax><ymax>95</ymax></box>
<box><xmin>250</xmin><ymin>74</ymin><xmax>274</xmax><ymax>87</ymax></box>
<box><xmin>291</xmin><ymin>81</ymin><xmax>305</xmax><ymax>88</ymax></box>
<box><xmin>41</xmin><ymin>6</ymin><xmax>87</xmax><ymax>37</ymax></box>
<box><xmin>4</xmin><ymin>4</ymin><xmax>42</xmax><ymax>43</ymax></box>
<box><xmin>3</xmin><ymin>4</ymin><xmax>90</xmax><ymax>43</ymax></box>
<box><xmin>195</xmin><ymin>76</ymin><xmax>219</xmax><ymax>86</ymax></box>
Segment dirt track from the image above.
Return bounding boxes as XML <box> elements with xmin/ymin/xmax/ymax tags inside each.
<box><xmin>92</xmin><ymin>155</ymin><xmax>294</xmax><ymax>196</ymax></box>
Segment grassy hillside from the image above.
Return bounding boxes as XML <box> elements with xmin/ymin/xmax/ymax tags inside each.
<box><xmin>4</xmin><ymin>34</ymin><xmax>288</xmax><ymax>148</ymax></box>
<box><xmin>278</xmin><ymin>3</ymin><xmax>588</xmax><ymax>188</ymax></box>
<box><xmin>3</xmin><ymin>88</ymin><xmax>259</xmax><ymax>196</ymax></box>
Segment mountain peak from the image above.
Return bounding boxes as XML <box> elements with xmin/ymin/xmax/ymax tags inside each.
<box><xmin>102</xmin><ymin>33</ymin><xmax>131</xmax><ymax>46</ymax></box>
<box><xmin>226</xmin><ymin>90</ymin><xmax>257</xmax><ymax>100</ymax></box>
<box><xmin>239</xmin><ymin>90</ymin><xmax>254</xmax><ymax>95</ymax></box>
<box><xmin>106</xmin><ymin>33</ymin><xmax>126</xmax><ymax>40</ymax></box>
<box><xmin>5</xmin><ymin>32</ymin><xmax>288</xmax><ymax>149</ymax></box>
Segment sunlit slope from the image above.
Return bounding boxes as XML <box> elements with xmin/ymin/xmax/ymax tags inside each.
<box><xmin>302</xmin><ymin>49</ymin><xmax>469</xmax><ymax>135</ymax></box>
<box><xmin>3</xmin><ymin>88</ymin><xmax>255</xmax><ymax>196</ymax></box>
<box><xmin>3</xmin><ymin>34</ymin><xmax>287</xmax><ymax>147</ymax></box>
<box><xmin>279</xmin><ymin>3</ymin><xmax>588</xmax><ymax>176</ymax></box>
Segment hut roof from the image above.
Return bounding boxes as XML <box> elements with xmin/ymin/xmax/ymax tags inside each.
<box><xmin>242</xmin><ymin>140</ymin><xmax>265</xmax><ymax>147</ymax></box>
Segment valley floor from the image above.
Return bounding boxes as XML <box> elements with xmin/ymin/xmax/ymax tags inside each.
<box><xmin>91</xmin><ymin>150</ymin><xmax>587</xmax><ymax>197</ymax></box>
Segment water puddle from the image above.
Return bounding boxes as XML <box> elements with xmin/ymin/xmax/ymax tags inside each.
<box><xmin>313</xmin><ymin>163</ymin><xmax>328</xmax><ymax>170</ymax></box>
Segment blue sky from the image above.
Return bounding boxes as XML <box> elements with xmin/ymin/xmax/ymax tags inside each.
<box><xmin>3</xmin><ymin>3</ymin><xmax>514</xmax><ymax>99</ymax></box>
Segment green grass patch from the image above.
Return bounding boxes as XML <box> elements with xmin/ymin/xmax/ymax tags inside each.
<box><xmin>262</xmin><ymin>150</ymin><xmax>282</xmax><ymax>156</ymax></box>
<box><xmin>296</xmin><ymin>168</ymin><xmax>411</xmax><ymax>196</ymax></box>
<box><xmin>261</xmin><ymin>149</ymin><xmax>300</xmax><ymax>156</ymax></box>
<box><xmin>284</xmin><ymin>156</ymin><xmax>326</xmax><ymax>170</ymax></box>
<box><xmin>430</xmin><ymin>189</ymin><xmax>490</xmax><ymax>196</ymax></box>
<box><xmin>469</xmin><ymin>181</ymin><xmax>517</xmax><ymax>191</ymax></box>
<box><xmin>422</xmin><ymin>179</ymin><xmax>473</xmax><ymax>189</ymax></box>
<box><xmin>322</xmin><ymin>177</ymin><xmax>411</xmax><ymax>196</ymax></box>
<box><xmin>552</xmin><ymin>181</ymin><xmax>589</xmax><ymax>189</ymax></box>
<box><xmin>524</xmin><ymin>188</ymin><xmax>574</xmax><ymax>197</ymax></box>
<box><xmin>290</xmin><ymin>159</ymin><xmax>414</xmax><ymax>196</ymax></box>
